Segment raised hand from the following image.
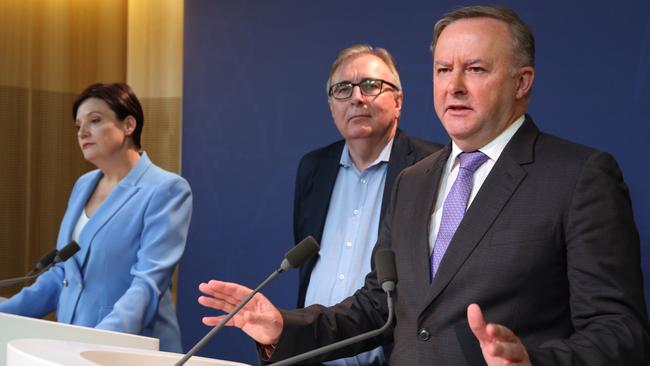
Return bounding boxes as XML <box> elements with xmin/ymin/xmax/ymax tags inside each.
<box><xmin>198</xmin><ymin>280</ymin><xmax>284</xmax><ymax>345</ymax></box>
<box><xmin>467</xmin><ymin>303</ymin><xmax>531</xmax><ymax>366</ymax></box>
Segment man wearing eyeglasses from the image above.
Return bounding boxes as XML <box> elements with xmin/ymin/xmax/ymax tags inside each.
<box><xmin>293</xmin><ymin>44</ymin><xmax>441</xmax><ymax>366</ymax></box>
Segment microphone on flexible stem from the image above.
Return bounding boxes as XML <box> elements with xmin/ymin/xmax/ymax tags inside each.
<box><xmin>270</xmin><ymin>248</ymin><xmax>398</xmax><ymax>366</ymax></box>
<box><xmin>175</xmin><ymin>236</ymin><xmax>320</xmax><ymax>366</ymax></box>
<box><xmin>27</xmin><ymin>248</ymin><xmax>59</xmax><ymax>276</ymax></box>
<box><xmin>0</xmin><ymin>241</ymin><xmax>81</xmax><ymax>288</ymax></box>
<box><xmin>53</xmin><ymin>241</ymin><xmax>81</xmax><ymax>264</ymax></box>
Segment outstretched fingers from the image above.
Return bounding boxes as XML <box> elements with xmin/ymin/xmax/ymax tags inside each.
<box><xmin>467</xmin><ymin>303</ymin><xmax>531</xmax><ymax>365</ymax></box>
<box><xmin>196</xmin><ymin>279</ymin><xmax>284</xmax><ymax>345</ymax></box>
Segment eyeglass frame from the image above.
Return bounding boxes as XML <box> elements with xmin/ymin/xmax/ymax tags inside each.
<box><xmin>327</xmin><ymin>78</ymin><xmax>400</xmax><ymax>100</ymax></box>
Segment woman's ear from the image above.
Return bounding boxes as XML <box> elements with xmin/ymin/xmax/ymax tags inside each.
<box><xmin>124</xmin><ymin>116</ymin><xmax>137</xmax><ymax>136</ymax></box>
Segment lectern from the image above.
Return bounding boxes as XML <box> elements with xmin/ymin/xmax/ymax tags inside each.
<box><xmin>7</xmin><ymin>338</ymin><xmax>249</xmax><ymax>366</ymax></box>
<box><xmin>0</xmin><ymin>313</ymin><xmax>157</xmax><ymax>366</ymax></box>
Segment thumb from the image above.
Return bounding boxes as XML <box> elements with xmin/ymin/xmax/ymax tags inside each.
<box><xmin>467</xmin><ymin>303</ymin><xmax>489</xmax><ymax>342</ymax></box>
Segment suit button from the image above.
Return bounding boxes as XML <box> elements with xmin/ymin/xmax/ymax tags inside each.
<box><xmin>418</xmin><ymin>328</ymin><xmax>430</xmax><ymax>341</ymax></box>
<box><xmin>63</xmin><ymin>279</ymin><xmax>68</xmax><ymax>287</ymax></box>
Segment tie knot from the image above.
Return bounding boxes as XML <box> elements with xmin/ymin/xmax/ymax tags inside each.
<box><xmin>458</xmin><ymin>151</ymin><xmax>488</xmax><ymax>173</ymax></box>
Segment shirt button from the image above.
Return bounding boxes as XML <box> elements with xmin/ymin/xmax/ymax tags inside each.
<box><xmin>353</xmin><ymin>209</ymin><xmax>359</xmax><ymax>215</ymax></box>
<box><xmin>418</xmin><ymin>328</ymin><xmax>431</xmax><ymax>341</ymax></box>
<box><xmin>338</xmin><ymin>274</ymin><xmax>345</xmax><ymax>280</ymax></box>
<box><xmin>360</xmin><ymin>179</ymin><xmax>367</xmax><ymax>184</ymax></box>
<box><xmin>63</xmin><ymin>279</ymin><xmax>68</xmax><ymax>287</ymax></box>
<box><xmin>345</xmin><ymin>241</ymin><xmax>352</xmax><ymax>247</ymax></box>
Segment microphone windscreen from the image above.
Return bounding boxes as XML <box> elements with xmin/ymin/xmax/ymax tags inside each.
<box><xmin>375</xmin><ymin>248</ymin><xmax>397</xmax><ymax>286</ymax></box>
<box><xmin>55</xmin><ymin>241</ymin><xmax>81</xmax><ymax>263</ymax></box>
<box><xmin>284</xmin><ymin>236</ymin><xmax>320</xmax><ymax>269</ymax></box>
<box><xmin>35</xmin><ymin>248</ymin><xmax>58</xmax><ymax>271</ymax></box>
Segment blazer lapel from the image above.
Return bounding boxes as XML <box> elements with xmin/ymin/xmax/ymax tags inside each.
<box><xmin>409</xmin><ymin>146</ymin><xmax>451</xmax><ymax>299</ymax></box>
<box><xmin>56</xmin><ymin>172</ymin><xmax>100</xmax><ymax>324</ymax></box>
<box><xmin>298</xmin><ymin>143</ymin><xmax>342</xmax><ymax>291</ymax></box>
<box><xmin>422</xmin><ymin>118</ymin><xmax>538</xmax><ymax>312</ymax></box>
<box><xmin>58</xmin><ymin>171</ymin><xmax>102</xmax><ymax>266</ymax></box>
<box><xmin>309</xmin><ymin>143</ymin><xmax>344</xmax><ymax>242</ymax></box>
<box><xmin>380</xmin><ymin>129</ymin><xmax>416</xmax><ymax>221</ymax></box>
<box><xmin>76</xmin><ymin>153</ymin><xmax>152</xmax><ymax>268</ymax></box>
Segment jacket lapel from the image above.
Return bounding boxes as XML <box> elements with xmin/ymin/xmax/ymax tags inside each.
<box><xmin>76</xmin><ymin>153</ymin><xmax>152</xmax><ymax>269</ymax></box>
<box><xmin>421</xmin><ymin>118</ymin><xmax>538</xmax><ymax>312</ymax></box>
<box><xmin>59</xmin><ymin>172</ymin><xmax>100</xmax><ymax>242</ymax></box>
<box><xmin>298</xmin><ymin>144</ymin><xmax>342</xmax><ymax>294</ymax></box>
<box><xmin>58</xmin><ymin>171</ymin><xmax>102</xmax><ymax>266</ymax></box>
<box><xmin>309</xmin><ymin>143</ymin><xmax>343</xmax><ymax>242</ymax></box>
<box><xmin>409</xmin><ymin>146</ymin><xmax>451</xmax><ymax>298</ymax></box>
<box><xmin>56</xmin><ymin>172</ymin><xmax>100</xmax><ymax>324</ymax></box>
<box><xmin>380</xmin><ymin>129</ymin><xmax>416</xmax><ymax>221</ymax></box>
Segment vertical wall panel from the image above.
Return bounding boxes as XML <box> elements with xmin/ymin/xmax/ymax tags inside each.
<box><xmin>127</xmin><ymin>0</ymin><xmax>184</xmax><ymax>174</ymax></box>
<box><xmin>0</xmin><ymin>86</ymin><xmax>29</xmax><ymax>296</ymax></box>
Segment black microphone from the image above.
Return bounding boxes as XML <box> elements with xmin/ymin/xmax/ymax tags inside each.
<box><xmin>54</xmin><ymin>241</ymin><xmax>81</xmax><ymax>264</ymax></box>
<box><xmin>0</xmin><ymin>241</ymin><xmax>80</xmax><ymax>288</ymax></box>
<box><xmin>269</xmin><ymin>248</ymin><xmax>398</xmax><ymax>366</ymax></box>
<box><xmin>175</xmin><ymin>236</ymin><xmax>320</xmax><ymax>366</ymax></box>
<box><xmin>26</xmin><ymin>248</ymin><xmax>59</xmax><ymax>276</ymax></box>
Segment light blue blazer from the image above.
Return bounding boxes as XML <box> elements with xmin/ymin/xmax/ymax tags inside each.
<box><xmin>0</xmin><ymin>152</ymin><xmax>192</xmax><ymax>352</ymax></box>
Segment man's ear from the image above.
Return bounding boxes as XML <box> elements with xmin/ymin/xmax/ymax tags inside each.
<box><xmin>328</xmin><ymin>98</ymin><xmax>336</xmax><ymax>119</ymax></box>
<box><xmin>515</xmin><ymin>66</ymin><xmax>535</xmax><ymax>99</ymax></box>
<box><xmin>394</xmin><ymin>91</ymin><xmax>403</xmax><ymax>119</ymax></box>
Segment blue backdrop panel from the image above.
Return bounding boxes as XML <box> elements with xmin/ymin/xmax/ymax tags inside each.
<box><xmin>180</xmin><ymin>1</ymin><xmax>650</xmax><ymax>364</ymax></box>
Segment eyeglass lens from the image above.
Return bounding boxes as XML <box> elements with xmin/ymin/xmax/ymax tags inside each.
<box><xmin>330</xmin><ymin>79</ymin><xmax>384</xmax><ymax>99</ymax></box>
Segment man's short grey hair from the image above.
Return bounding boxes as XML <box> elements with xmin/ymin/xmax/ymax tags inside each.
<box><xmin>326</xmin><ymin>44</ymin><xmax>402</xmax><ymax>94</ymax></box>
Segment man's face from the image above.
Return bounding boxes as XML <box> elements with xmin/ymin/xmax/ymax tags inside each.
<box><xmin>433</xmin><ymin>17</ymin><xmax>533</xmax><ymax>151</ymax></box>
<box><xmin>328</xmin><ymin>54</ymin><xmax>402</xmax><ymax>144</ymax></box>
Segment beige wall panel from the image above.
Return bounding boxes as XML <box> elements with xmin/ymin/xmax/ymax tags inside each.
<box><xmin>30</xmin><ymin>0</ymin><xmax>127</xmax><ymax>93</ymax></box>
<box><xmin>127</xmin><ymin>0</ymin><xmax>183</xmax><ymax>173</ymax></box>
<box><xmin>0</xmin><ymin>2</ymin><xmax>33</xmax><ymax>88</ymax></box>
<box><xmin>0</xmin><ymin>86</ymin><xmax>29</xmax><ymax>297</ymax></box>
<box><xmin>127</xmin><ymin>0</ymin><xmax>183</xmax><ymax>98</ymax></box>
<box><xmin>140</xmin><ymin>97</ymin><xmax>181</xmax><ymax>173</ymax></box>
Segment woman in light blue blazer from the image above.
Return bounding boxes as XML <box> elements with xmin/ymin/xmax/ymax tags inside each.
<box><xmin>0</xmin><ymin>83</ymin><xmax>192</xmax><ymax>352</ymax></box>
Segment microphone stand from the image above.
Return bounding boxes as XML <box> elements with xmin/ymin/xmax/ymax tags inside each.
<box><xmin>175</xmin><ymin>268</ymin><xmax>285</xmax><ymax>366</ymax></box>
<box><xmin>175</xmin><ymin>236</ymin><xmax>319</xmax><ymax>366</ymax></box>
<box><xmin>0</xmin><ymin>264</ymin><xmax>54</xmax><ymax>288</ymax></box>
<box><xmin>269</xmin><ymin>291</ymin><xmax>395</xmax><ymax>366</ymax></box>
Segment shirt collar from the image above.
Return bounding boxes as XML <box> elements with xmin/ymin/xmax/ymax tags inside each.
<box><xmin>449</xmin><ymin>114</ymin><xmax>525</xmax><ymax>167</ymax></box>
<box><xmin>340</xmin><ymin>137</ymin><xmax>394</xmax><ymax>170</ymax></box>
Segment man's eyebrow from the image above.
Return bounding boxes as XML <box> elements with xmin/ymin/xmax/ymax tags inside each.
<box><xmin>466</xmin><ymin>58</ymin><xmax>487</xmax><ymax>65</ymax></box>
<box><xmin>434</xmin><ymin>58</ymin><xmax>489</xmax><ymax>66</ymax></box>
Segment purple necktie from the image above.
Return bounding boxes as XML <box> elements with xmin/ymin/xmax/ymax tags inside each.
<box><xmin>431</xmin><ymin>151</ymin><xmax>488</xmax><ymax>280</ymax></box>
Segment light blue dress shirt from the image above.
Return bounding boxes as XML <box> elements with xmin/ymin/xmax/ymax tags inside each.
<box><xmin>304</xmin><ymin>140</ymin><xmax>393</xmax><ymax>366</ymax></box>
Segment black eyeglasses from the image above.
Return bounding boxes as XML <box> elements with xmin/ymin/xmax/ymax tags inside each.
<box><xmin>328</xmin><ymin>78</ymin><xmax>400</xmax><ymax>100</ymax></box>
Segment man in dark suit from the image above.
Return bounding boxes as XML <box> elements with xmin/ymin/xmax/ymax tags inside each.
<box><xmin>293</xmin><ymin>45</ymin><xmax>440</xmax><ymax>365</ymax></box>
<box><xmin>198</xmin><ymin>5</ymin><xmax>650</xmax><ymax>365</ymax></box>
